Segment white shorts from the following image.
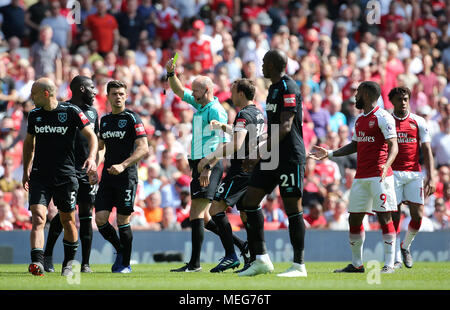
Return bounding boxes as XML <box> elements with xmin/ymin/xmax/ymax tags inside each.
<box><xmin>348</xmin><ymin>175</ymin><xmax>397</xmax><ymax>215</ymax></box>
<box><xmin>393</xmin><ymin>170</ymin><xmax>424</xmax><ymax>206</ymax></box>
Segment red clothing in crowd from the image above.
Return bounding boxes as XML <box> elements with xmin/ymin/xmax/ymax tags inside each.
<box><xmin>85</xmin><ymin>13</ymin><xmax>118</xmax><ymax>54</ymax></box>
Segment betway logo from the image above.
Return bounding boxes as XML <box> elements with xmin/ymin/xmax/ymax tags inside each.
<box><xmin>266</xmin><ymin>103</ymin><xmax>277</xmax><ymax>113</ymax></box>
<box><xmin>35</xmin><ymin>125</ymin><xmax>68</xmax><ymax>135</ymax></box>
<box><xmin>102</xmin><ymin>131</ymin><xmax>126</xmax><ymax>139</ymax></box>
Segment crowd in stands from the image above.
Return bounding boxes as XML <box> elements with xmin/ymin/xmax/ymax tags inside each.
<box><xmin>0</xmin><ymin>0</ymin><xmax>449</xmax><ymax>232</ymax></box>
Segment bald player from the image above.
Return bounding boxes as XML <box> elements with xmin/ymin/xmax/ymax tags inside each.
<box><xmin>23</xmin><ymin>78</ymin><xmax>98</xmax><ymax>276</ymax></box>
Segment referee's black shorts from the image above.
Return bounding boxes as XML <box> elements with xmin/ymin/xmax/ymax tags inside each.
<box><xmin>189</xmin><ymin>158</ymin><xmax>223</xmax><ymax>201</ymax></box>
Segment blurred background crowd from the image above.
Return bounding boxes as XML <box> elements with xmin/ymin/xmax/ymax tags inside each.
<box><xmin>0</xmin><ymin>0</ymin><xmax>448</xmax><ymax>233</ymax></box>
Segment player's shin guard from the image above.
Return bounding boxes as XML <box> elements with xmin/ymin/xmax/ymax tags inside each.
<box><xmin>402</xmin><ymin>219</ymin><xmax>421</xmax><ymax>250</ymax></box>
<box><xmin>349</xmin><ymin>224</ymin><xmax>365</xmax><ymax>267</ymax></box>
<box><xmin>44</xmin><ymin>214</ymin><xmax>63</xmax><ymax>257</ymax></box>
<box><xmin>212</xmin><ymin>212</ymin><xmax>235</xmax><ymax>257</ymax></box>
<box><xmin>287</xmin><ymin>212</ymin><xmax>305</xmax><ymax>264</ymax></box>
<box><xmin>31</xmin><ymin>248</ymin><xmax>44</xmax><ymax>265</ymax></box>
<box><xmin>97</xmin><ymin>222</ymin><xmax>122</xmax><ymax>253</ymax></box>
<box><xmin>244</xmin><ymin>207</ymin><xmax>266</xmax><ymax>255</ymax></box>
<box><xmin>381</xmin><ymin>222</ymin><xmax>396</xmax><ymax>268</ymax></box>
<box><xmin>118</xmin><ymin>224</ymin><xmax>133</xmax><ymax>267</ymax></box>
<box><xmin>62</xmin><ymin>240</ymin><xmax>79</xmax><ymax>267</ymax></box>
<box><xmin>189</xmin><ymin>218</ymin><xmax>204</xmax><ymax>268</ymax></box>
<box><xmin>79</xmin><ymin>215</ymin><xmax>93</xmax><ymax>266</ymax></box>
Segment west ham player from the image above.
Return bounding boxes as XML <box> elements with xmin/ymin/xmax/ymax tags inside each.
<box><xmin>197</xmin><ymin>78</ymin><xmax>265</xmax><ymax>273</ymax></box>
<box><xmin>309</xmin><ymin>81</ymin><xmax>399</xmax><ymax>273</ymax></box>
<box><xmin>23</xmin><ymin>78</ymin><xmax>98</xmax><ymax>276</ymax></box>
<box><xmin>43</xmin><ymin>76</ymin><xmax>99</xmax><ymax>273</ymax></box>
<box><xmin>239</xmin><ymin>50</ymin><xmax>307</xmax><ymax>277</ymax></box>
<box><xmin>94</xmin><ymin>80</ymin><xmax>149</xmax><ymax>273</ymax></box>
<box><xmin>389</xmin><ymin>86</ymin><xmax>436</xmax><ymax>268</ymax></box>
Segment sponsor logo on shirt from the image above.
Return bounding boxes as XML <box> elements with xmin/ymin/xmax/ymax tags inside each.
<box><xmin>356</xmin><ymin>131</ymin><xmax>375</xmax><ymax>142</ymax></box>
<box><xmin>397</xmin><ymin>132</ymin><xmax>417</xmax><ymax>143</ymax></box>
<box><xmin>102</xmin><ymin>131</ymin><xmax>126</xmax><ymax>139</ymax></box>
<box><xmin>35</xmin><ymin>125</ymin><xmax>68</xmax><ymax>135</ymax></box>
<box><xmin>283</xmin><ymin>94</ymin><xmax>296</xmax><ymax>107</ymax></box>
<box><xmin>266</xmin><ymin>103</ymin><xmax>277</xmax><ymax>113</ymax></box>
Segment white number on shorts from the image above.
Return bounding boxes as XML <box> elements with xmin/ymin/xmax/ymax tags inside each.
<box><xmin>125</xmin><ymin>189</ymin><xmax>132</xmax><ymax>202</ymax></box>
<box><xmin>89</xmin><ymin>184</ymin><xmax>98</xmax><ymax>196</ymax></box>
<box><xmin>70</xmin><ymin>191</ymin><xmax>76</xmax><ymax>205</ymax></box>
<box><xmin>280</xmin><ymin>173</ymin><xmax>295</xmax><ymax>187</ymax></box>
<box><xmin>217</xmin><ymin>182</ymin><xmax>225</xmax><ymax>194</ymax></box>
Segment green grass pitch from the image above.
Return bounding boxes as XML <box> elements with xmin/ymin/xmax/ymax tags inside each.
<box><xmin>1</xmin><ymin>262</ymin><xmax>449</xmax><ymax>290</ymax></box>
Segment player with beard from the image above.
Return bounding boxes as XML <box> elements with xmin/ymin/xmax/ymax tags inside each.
<box><xmin>43</xmin><ymin>76</ymin><xmax>99</xmax><ymax>273</ymax></box>
<box><xmin>309</xmin><ymin>81</ymin><xmax>399</xmax><ymax>273</ymax></box>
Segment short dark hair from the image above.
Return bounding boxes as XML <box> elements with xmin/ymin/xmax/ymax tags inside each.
<box><xmin>265</xmin><ymin>49</ymin><xmax>287</xmax><ymax>73</ymax></box>
<box><xmin>70</xmin><ymin>75</ymin><xmax>91</xmax><ymax>93</ymax></box>
<box><xmin>107</xmin><ymin>80</ymin><xmax>127</xmax><ymax>94</ymax></box>
<box><xmin>233</xmin><ymin>78</ymin><xmax>255</xmax><ymax>100</ymax></box>
<box><xmin>359</xmin><ymin>81</ymin><xmax>381</xmax><ymax>102</ymax></box>
<box><xmin>388</xmin><ymin>86</ymin><xmax>411</xmax><ymax>102</ymax></box>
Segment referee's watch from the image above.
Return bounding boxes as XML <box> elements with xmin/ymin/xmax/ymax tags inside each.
<box><xmin>204</xmin><ymin>164</ymin><xmax>211</xmax><ymax>170</ymax></box>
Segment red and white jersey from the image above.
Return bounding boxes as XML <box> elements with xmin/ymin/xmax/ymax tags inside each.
<box><xmin>391</xmin><ymin>112</ymin><xmax>430</xmax><ymax>172</ymax></box>
<box><xmin>183</xmin><ymin>35</ymin><xmax>214</xmax><ymax>71</ymax></box>
<box><xmin>352</xmin><ymin>106</ymin><xmax>397</xmax><ymax>179</ymax></box>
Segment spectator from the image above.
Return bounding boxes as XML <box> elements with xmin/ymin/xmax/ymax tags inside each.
<box><xmin>326</xmin><ymin>198</ymin><xmax>348</xmax><ymax>230</ymax></box>
<box><xmin>29</xmin><ymin>25</ymin><xmax>62</xmax><ymax>83</ymax></box>
<box><xmin>0</xmin><ymin>60</ymin><xmax>18</xmax><ymax>119</ymax></box>
<box><xmin>182</xmin><ymin>19</ymin><xmax>214</xmax><ymax>73</ymax></box>
<box><xmin>262</xmin><ymin>193</ymin><xmax>288</xmax><ymax>229</ymax></box>
<box><xmin>309</xmin><ymin>93</ymin><xmax>330</xmax><ymax>143</ymax></box>
<box><xmin>328</xmin><ymin>96</ymin><xmax>347</xmax><ymax>133</ymax></box>
<box><xmin>304</xmin><ymin>201</ymin><xmax>327</xmax><ymax>229</ymax></box>
<box><xmin>115</xmin><ymin>0</ymin><xmax>147</xmax><ymax>51</ymax></box>
<box><xmin>215</xmin><ymin>44</ymin><xmax>242</xmax><ymax>82</ymax></box>
<box><xmin>41</xmin><ymin>0</ymin><xmax>71</xmax><ymax>49</ymax></box>
<box><xmin>140</xmin><ymin>162</ymin><xmax>162</xmax><ymax>200</ymax></box>
<box><xmin>0</xmin><ymin>0</ymin><xmax>26</xmax><ymax>40</ymax></box>
<box><xmin>143</xmin><ymin>191</ymin><xmax>163</xmax><ymax>230</ymax></box>
<box><xmin>84</xmin><ymin>0</ymin><xmax>119</xmax><ymax>56</ymax></box>
<box><xmin>15</xmin><ymin>64</ymin><xmax>35</xmax><ymax>102</ymax></box>
<box><xmin>10</xmin><ymin>186</ymin><xmax>31</xmax><ymax>230</ymax></box>
<box><xmin>155</xmin><ymin>0</ymin><xmax>180</xmax><ymax>43</ymax></box>
<box><xmin>0</xmin><ymin>157</ymin><xmax>20</xmax><ymax>192</ymax></box>
<box><xmin>430</xmin><ymin>198</ymin><xmax>449</xmax><ymax>230</ymax></box>
<box><xmin>25</xmin><ymin>0</ymin><xmax>50</xmax><ymax>45</ymax></box>
<box><xmin>160</xmin><ymin>207</ymin><xmax>182</xmax><ymax>231</ymax></box>
<box><xmin>431</xmin><ymin>117</ymin><xmax>450</xmax><ymax>168</ymax></box>
<box><xmin>0</xmin><ymin>199</ymin><xmax>13</xmax><ymax>231</ymax></box>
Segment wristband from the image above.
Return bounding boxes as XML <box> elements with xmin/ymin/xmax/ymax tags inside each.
<box><xmin>327</xmin><ymin>150</ymin><xmax>334</xmax><ymax>159</ymax></box>
<box><xmin>166</xmin><ymin>71</ymin><xmax>175</xmax><ymax>78</ymax></box>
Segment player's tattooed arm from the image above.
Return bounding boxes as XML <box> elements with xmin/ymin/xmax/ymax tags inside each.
<box><xmin>380</xmin><ymin>137</ymin><xmax>398</xmax><ymax>182</ymax></box>
<box><xmin>22</xmin><ymin>133</ymin><xmax>35</xmax><ymax>191</ymax></box>
<box><xmin>107</xmin><ymin>137</ymin><xmax>149</xmax><ymax>175</ymax></box>
<box><xmin>421</xmin><ymin>142</ymin><xmax>436</xmax><ymax>197</ymax></box>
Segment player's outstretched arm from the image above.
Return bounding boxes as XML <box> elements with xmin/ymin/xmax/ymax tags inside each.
<box><xmin>22</xmin><ymin>133</ymin><xmax>35</xmax><ymax>191</ymax></box>
<box><xmin>308</xmin><ymin>140</ymin><xmax>357</xmax><ymax>161</ymax></box>
<box><xmin>107</xmin><ymin>137</ymin><xmax>149</xmax><ymax>175</ymax></box>
<box><xmin>421</xmin><ymin>142</ymin><xmax>436</xmax><ymax>197</ymax></box>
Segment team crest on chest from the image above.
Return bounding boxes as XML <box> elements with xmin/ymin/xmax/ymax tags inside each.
<box><xmin>58</xmin><ymin>112</ymin><xmax>67</xmax><ymax>123</ymax></box>
<box><xmin>87</xmin><ymin>110</ymin><xmax>95</xmax><ymax>119</ymax></box>
<box><xmin>410</xmin><ymin>122</ymin><xmax>417</xmax><ymax>130</ymax></box>
<box><xmin>368</xmin><ymin>120</ymin><xmax>375</xmax><ymax>128</ymax></box>
<box><xmin>118</xmin><ymin>119</ymin><xmax>127</xmax><ymax>128</ymax></box>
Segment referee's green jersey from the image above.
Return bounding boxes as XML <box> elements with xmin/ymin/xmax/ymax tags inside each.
<box><xmin>183</xmin><ymin>90</ymin><xmax>229</xmax><ymax>160</ymax></box>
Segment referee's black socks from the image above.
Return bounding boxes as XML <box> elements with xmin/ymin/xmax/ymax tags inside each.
<box><xmin>287</xmin><ymin>212</ymin><xmax>305</xmax><ymax>264</ymax></box>
<box><xmin>189</xmin><ymin>218</ymin><xmax>204</xmax><ymax>268</ymax></box>
<box><xmin>98</xmin><ymin>222</ymin><xmax>121</xmax><ymax>253</ymax></box>
<box><xmin>118</xmin><ymin>224</ymin><xmax>133</xmax><ymax>267</ymax></box>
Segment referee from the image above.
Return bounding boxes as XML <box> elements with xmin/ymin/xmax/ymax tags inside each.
<box><xmin>165</xmin><ymin>58</ymin><xmax>229</xmax><ymax>272</ymax></box>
